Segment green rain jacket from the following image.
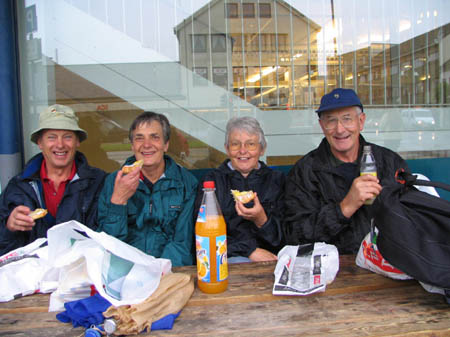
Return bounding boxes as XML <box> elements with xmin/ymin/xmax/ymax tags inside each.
<box><xmin>97</xmin><ymin>155</ymin><xmax>198</xmax><ymax>266</ymax></box>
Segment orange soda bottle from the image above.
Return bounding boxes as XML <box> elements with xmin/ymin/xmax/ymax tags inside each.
<box><xmin>195</xmin><ymin>181</ymin><xmax>228</xmax><ymax>293</ymax></box>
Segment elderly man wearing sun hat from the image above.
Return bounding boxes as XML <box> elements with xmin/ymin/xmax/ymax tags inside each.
<box><xmin>284</xmin><ymin>88</ymin><xmax>409</xmax><ymax>254</ymax></box>
<box><xmin>0</xmin><ymin>104</ymin><xmax>106</xmax><ymax>256</ymax></box>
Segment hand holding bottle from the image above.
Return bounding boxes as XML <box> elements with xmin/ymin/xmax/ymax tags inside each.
<box><xmin>341</xmin><ymin>145</ymin><xmax>381</xmax><ymax>218</ymax></box>
<box><xmin>340</xmin><ymin>174</ymin><xmax>382</xmax><ymax>218</ymax></box>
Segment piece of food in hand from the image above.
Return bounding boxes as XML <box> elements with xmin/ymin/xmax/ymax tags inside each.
<box><xmin>231</xmin><ymin>190</ymin><xmax>255</xmax><ymax>204</ymax></box>
<box><xmin>29</xmin><ymin>208</ymin><xmax>48</xmax><ymax>220</ymax></box>
<box><xmin>122</xmin><ymin>160</ymin><xmax>143</xmax><ymax>174</ymax></box>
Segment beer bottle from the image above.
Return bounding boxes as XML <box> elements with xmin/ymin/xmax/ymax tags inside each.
<box><xmin>360</xmin><ymin>145</ymin><xmax>377</xmax><ymax>205</ymax></box>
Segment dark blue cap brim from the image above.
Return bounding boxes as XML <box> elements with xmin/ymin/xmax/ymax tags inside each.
<box><xmin>316</xmin><ymin>103</ymin><xmax>363</xmax><ymax>114</ymax></box>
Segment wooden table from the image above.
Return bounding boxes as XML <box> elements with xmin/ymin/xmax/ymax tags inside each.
<box><xmin>0</xmin><ymin>255</ymin><xmax>449</xmax><ymax>336</ymax></box>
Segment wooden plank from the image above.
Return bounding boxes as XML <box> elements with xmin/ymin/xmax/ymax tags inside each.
<box><xmin>149</xmin><ymin>287</ymin><xmax>450</xmax><ymax>337</ymax></box>
<box><xmin>0</xmin><ymin>255</ymin><xmax>448</xmax><ymax>337</ymax></box>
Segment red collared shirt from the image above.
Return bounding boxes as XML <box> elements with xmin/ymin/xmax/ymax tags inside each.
<box><xmin>40</xmin><ymin>160</ymin><xmax>77</xmax><ymax>217</ymax></box>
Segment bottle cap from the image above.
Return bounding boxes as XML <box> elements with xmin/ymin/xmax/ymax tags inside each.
<box><xmin>363</xmin><ymin>145</ymin><xmax>371</xmax><ymax>152</ymax></box>
<box><xmin>104</xmin><ymin>319</ymin><xmax>117</xmax><ymax>334</ymax></box>
<box><xmin>203</xmin><ymin>181</ymin><xmax>215</xmax><ymax>189</ymax></box>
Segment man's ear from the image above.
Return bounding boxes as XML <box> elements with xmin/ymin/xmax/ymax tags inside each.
<box><xmin>359</xmin><ymin>112</ymin><xmax>366</xmax><ymax>131</ymax></box>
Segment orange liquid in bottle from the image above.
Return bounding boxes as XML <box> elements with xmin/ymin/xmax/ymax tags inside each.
<box><xmin>196</xmin><ymin>215</ymin><xmax>228</xmax><ymax>293</ymax></box>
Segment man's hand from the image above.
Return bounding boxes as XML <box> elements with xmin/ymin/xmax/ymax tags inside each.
<box><xmin>249</xmin><ymin>248</ymin><xmax>277</xmax><ymax>262</ymax></box>
<box><xmin>6</xmin><ymin>206</ymin><xmax>35</xmax><ymax>232</ymax></box>
<box><xmin>340</xmin><ymin>174</ymin><xmax>382</xmax><ymax>218</ymax></box>
<box><xmin>110</xmin><ymin>168</ymin><xmax>140</xmax><ymax>205</ymax></box>
<box><xmin>235</xmin><ymin>193</ymin><xmax>268</xmax><ymax>228</ymax></box>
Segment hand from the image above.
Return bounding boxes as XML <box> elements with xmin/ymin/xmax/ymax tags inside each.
<box><xmin>235</xmin><ymin>192</ymin><xmax>268</xmax><ymax>228</ymax></box>
<box><xmin>249</xmin><ymin>248</ymin><xmax>277</xmax><ymax>262</ymax></box>
<box><xmin>340</xmin><ymin>174</ymin><xmax>382</xmax><ymax>218</ymax></box>
<box><xmin>110</xmin><ymin>168</ymin><xmax>141</xmax><ymax>205</ymax></box>
<box><xmin>6</xmin><ymin>205</ymin><xmax>35</xmax><ymax>232</ymax></box>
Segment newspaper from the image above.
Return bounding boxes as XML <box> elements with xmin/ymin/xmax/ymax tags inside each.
<box><xmin>273</xmin><ymin>243</ymin><xmax>339</xmax><ymax>296</ymax></box>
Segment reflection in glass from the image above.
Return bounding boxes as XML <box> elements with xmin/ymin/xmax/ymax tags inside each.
<box><xmin>16</xmin><ymin>0</ymin><xmax>450</xmax><ymax>172</ymax></box>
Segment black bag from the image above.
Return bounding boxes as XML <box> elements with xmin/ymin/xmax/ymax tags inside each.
<box><xmin>372</xmin><ymin>170</ymin><xmax>450</xmax><ymax>302</ymax></box>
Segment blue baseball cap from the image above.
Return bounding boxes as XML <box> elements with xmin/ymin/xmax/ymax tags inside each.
<box><xmin>316</xmin><ymin>88</ymin><xmax>363</xmax><ymax>116</ymax></box>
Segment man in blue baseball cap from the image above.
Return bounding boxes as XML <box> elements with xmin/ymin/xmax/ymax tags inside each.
<box><xmin>284</xmin><ymin>88</ymin><xmax>408</xmax><ymax>254</ymax></box>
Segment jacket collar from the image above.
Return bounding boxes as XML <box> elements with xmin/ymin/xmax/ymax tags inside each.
<box><xmin>218</xmin><ymin>159</ymin><xmax>268</xmax><ymax>179</ymax></box>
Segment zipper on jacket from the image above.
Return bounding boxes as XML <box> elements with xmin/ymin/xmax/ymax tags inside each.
<box><xmin>149</xmin><ymin>202</ymin><xmax>153</xmax><ymax>214</ymax></box>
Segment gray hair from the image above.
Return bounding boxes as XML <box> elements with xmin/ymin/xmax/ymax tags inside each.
<box><xmin>129</xmin><ymin>111</ymin><xmax>171</xmax><ymax>143</ymax></box>
<box><xmin>225</xmin><ymin>116</ymin><xmax>267</xmax><ymax>149</ymax></box>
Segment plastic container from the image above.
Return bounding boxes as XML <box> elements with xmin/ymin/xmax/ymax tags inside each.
<box><xmin>84</xmin><ymin>328</ymin><xmax>101</xmax><ymax>337</ymax></box>
<box><xmin>195</xmin><ymin>181</ymin><xmax>228</xmax><ymax>293</ymax></box>
<box><xmin>360</xmin><ymin>145</ymin><xmax>377</xmax><ymax>205</ymax></box>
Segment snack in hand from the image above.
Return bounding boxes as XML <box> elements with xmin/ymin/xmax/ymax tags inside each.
<box><xmin>231</xmin><ymin>190</ymin><xmax>255</xmax><ymax>204</ymax></box>
<box><xmin>29</xmin><ymin>208</ymin><xmax>48</xmax><ymax>220</ymax></box>
<box><xmin>122</xmin><ymin>160</ymin><xmax>143</xmax><ymax>174</ymax></box>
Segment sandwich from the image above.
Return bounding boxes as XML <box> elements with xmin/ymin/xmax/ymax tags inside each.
<box><xmin>29</xmin><ymin>208</ymin><xmax>48</xmax><ymax>220</ymax></box>
<box><xmin>231</xmin><ymin>190</ymin><xmax>255</xmax><ymax>204</ymax></box>
<box><xmin>122</xmin><ymin>160</ymin><xmax>143</xmax><ymax>174</ymax></box>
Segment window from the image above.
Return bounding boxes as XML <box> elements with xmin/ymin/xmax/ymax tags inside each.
<box><xmin>213</xmin><ymin>67</ymin><xmax>228</xmax><ymax>88</ymax></box>
<box><xmin>225</xmin><ymin>3</ymin><xmax>238</xmax><ymax>18</ymax></box>
<box><xmin>212</xmin><ymin>34</ymin><xmax>226</xmax><ymax>52</ymax></box>
<box><xmin>192</xmin><ymin>34</ymin><xmax>206</xmax><ymax>53</ymax></box>
<box><xmin>259</xmin><ymin>3</ymin><xmax>271</xmax><ymax>18</ymax></box>
<box><xmin>193</xmin><ymin>67</ymin><xmax>208</xmax><ymax>86</ymax></box>
<box><xmin>243</xmin><ymin>3</ymin><xmax>255</xmax><ymax>18</ymax></box>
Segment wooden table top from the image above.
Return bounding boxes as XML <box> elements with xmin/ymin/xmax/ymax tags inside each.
<box><xmin>0</xmin><ymin>255</ymin><xmax>449</xmax><ymax>337</ymax></box>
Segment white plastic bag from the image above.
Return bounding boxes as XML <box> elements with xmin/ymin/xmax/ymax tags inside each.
<box><xmin>273</xmin><ymin>243</ymin><xmax>339</xmax><ymax>296</ymax></box>
<box><xmin>355</xmin><ymin>227</ymin><xmax>412</xmax><ymax>280</ymax></box>
<box><xmin>47</xmin><ymin>220</ymin><xmax>172</xmax><ymax>311</ymax></box>
<box><xmin>0</xmin><ymin>238</ymin><xmax>55</xmax><ymax>302</ymax></box>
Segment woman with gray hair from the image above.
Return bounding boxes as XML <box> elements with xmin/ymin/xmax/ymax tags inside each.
<box><xmin>194</xmin><ymin>116</ymin><xmax>285</xmax><ymax>262</ymax></box>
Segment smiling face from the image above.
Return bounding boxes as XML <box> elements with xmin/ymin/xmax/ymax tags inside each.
<box><xmin>131</xmin><ymin>120</ymin><xmax>169</xmax><ymax>172</ymax></box>
<box><xmin>319</xmin><ymin>107</ymin><xmax>366</xmax><ymax>162</ymax></box>
<box><xmin>225</xmin><ymin>129</ymin><xmax>265</xmax><ymax>177</ymax></box>
<box><xmin>37</xmin><ymin>129</ymin><xmax>80</xmax><ymax>171</ymax></box>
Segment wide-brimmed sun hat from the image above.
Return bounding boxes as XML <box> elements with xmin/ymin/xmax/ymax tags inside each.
<box><xmin>316</xmin><ymin>88</ymin><xmax>364</xmax><ymax>116</ymax></box>
<box><xmin>30</xmin><ymin>104</ymin><xmax>87</xmax><ymax>144</ymax></box>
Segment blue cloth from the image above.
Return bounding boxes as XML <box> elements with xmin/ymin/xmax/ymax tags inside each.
<box><xmin>56</xmin><ymin>293</ymin><xmax>112</xmax><ymax>328</ymax></box>
<box><xmin>57</xmin><ymin>293</ymin><xmax>181</xmax><ymax>331</ymax></box>
<box><xmin>150</xmin><ymin>312</ymin><xmax>181</xmax><ymax>331</ymax></box>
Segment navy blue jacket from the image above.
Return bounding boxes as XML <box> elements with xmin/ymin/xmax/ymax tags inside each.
<box><xmin>284</xmin><ymin>136</ymin><xmax>408</xmax><ymax>254</ymax></box>
<box><xmin>0</xmin><ymin>151</ymin><xmax>106</xmax><ymax>255</ymax></box>
<box><xmin>195</xmin><ymin>160</ymin><xmax>285</xmax><ymax>258</ymax></box>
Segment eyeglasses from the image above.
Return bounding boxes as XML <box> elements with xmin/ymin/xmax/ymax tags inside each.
<box><xmin>320</xmin><ymin>114</ymin><xmax>360</xmax><ymax>130</ymax></box>
<box><xmin>229</xmin><ymin>141</ymin><xmax>259</xmax><ymax>151</ymax></box>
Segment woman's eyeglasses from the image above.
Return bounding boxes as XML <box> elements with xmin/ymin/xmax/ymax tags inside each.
<box><xmin>229</xmin><ymin>141</ymin><xmax>259</xmax><ymax>151</ymax></box>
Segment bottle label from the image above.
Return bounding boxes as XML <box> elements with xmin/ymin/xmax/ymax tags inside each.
<box><xmin>360</xmin><ymin>171</ymin><xmax>377</xmax><ymax>177</ymax></box>
<box><xmin>196</xmin><ymin>205</ymin><xmax>206</xmax><ymax>223</ymax></box>
<box><xmin>196</xmin><ymin>235</ymin><xmax>210</xmax><ymax>282</ymax></box>
<box><xmin>360</xmin><ymin>172</ymin><xmax>377</xmax><ymax>205</ymax></box>
<box><xmin>216</xmin><ymin>235</ymin><xmax>228</xmax><ymax>281</ymax></box>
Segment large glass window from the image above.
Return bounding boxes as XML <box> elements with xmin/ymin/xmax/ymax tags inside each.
<box><xmin>16</xmin><ymin>0</ymin><xmax>450</xmax><ymax>171</ymax></box>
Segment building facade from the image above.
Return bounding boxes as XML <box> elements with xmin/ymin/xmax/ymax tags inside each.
<box><xmin>1</xmin><ymin>0</ymin><xmax>449</xmax><ymax>189</ymax></box>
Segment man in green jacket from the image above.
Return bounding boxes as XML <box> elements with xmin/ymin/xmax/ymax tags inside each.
<box><xmin>97</xmin><ymin>111</ymin><xmax>198</xmax><ymax>266</ymax></box>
